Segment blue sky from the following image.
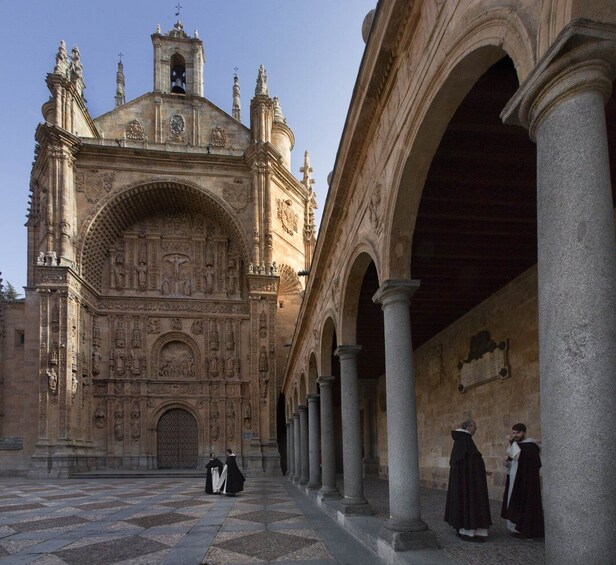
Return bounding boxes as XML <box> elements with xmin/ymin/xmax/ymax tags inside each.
<box><xmin>0</xmin><ymin>0</ymin><xmax>376</xmax><ymax>292</ymax></box>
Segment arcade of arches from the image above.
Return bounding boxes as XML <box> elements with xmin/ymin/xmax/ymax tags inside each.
<box><xmin>282</xmin><ymin>2</ymin><xmax>616</xmax><ymax>564</ymax></box>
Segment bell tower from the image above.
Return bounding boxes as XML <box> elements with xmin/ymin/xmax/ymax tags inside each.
<box><xmin>152</xmin><ymin>20</ymin><xmax>204</xmax><ymax>96</ymax></box>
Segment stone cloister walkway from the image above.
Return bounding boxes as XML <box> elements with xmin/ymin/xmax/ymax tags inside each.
<box><xmin>0</xmin><ymin>475</ymin><xmax>545</xmax><ymax>564</ymax></box>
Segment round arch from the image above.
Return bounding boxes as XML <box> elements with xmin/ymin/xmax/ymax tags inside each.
<box><xmin>384</xmin><ymin>10</ymin><xmax>534</xmax><ymax>278</ymax></box>
<box><xmin>149</xmin><ymin>331</ymin><xmax>203</xmax><ymax>380</ymax></box>
<box><xmin>77</xmin><ymin>178</ymin><xmax>251</xmax><ymax>291</ymax></box>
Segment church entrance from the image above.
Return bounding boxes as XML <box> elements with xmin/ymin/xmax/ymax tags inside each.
<box><xmin>157</xmin><ymin>409</ymin><xmax>198</xmax><ymax>469</ymax></box>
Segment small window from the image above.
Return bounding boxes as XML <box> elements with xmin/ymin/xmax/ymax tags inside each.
<box><xmin>15</xmin><ymin>330</ymin><xmax>24</xmax><ymax>347</ymax></box>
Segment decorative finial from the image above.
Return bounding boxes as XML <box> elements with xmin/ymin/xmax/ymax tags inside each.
<box><xmin>115</xmin><ymin>53</ymin><xmax>125</xmax><ymax>107</ymax></box>
<box><xmin>232</xmin><ymin>71</ymin><xmax>241</xmax><ymax>121</ymax></box>
<box><xmin>53</xmin><ymin>40</ymin><xmax>69</xmax><ymax>77</ymax></box>
<box><xmin>156</xmin><ymin>23</ymin><xmax>161</xmax><ymax>34</ymax></box>
<box><xmin>70</xmin><ymin>45</ymin><xmax>85</xmax><ymax>98</ymax></box>
<box><xmin>175</xmin><ymin>3</ymin><xmax>182</xmax><ymax>18</ymax></box>
<box><xmin>273</xmin><ymin>97</ymin><xmax>286</xmax><ymax>124</ymax></box>
<box><xmin>302</xmin><ymin>150</ymin><xmax>318</xmax><ymax>241</ymax></box>
<box><xmin>193</xmin><ymin>29</ymin><xmax>199</xmax><ymax>38</ymax></box>
<box><xmin>300</xmin><ymin>151</ymin><xmax>315</xmax><ymax>190</ymax></box>
<box><xmin>255</xmin><ymin>64</ymin><xmax>269</xmax><ymax>96</ymax></box>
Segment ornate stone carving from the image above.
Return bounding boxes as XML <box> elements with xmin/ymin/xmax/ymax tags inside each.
<box><xmin>170</xmin><ymin>317</ymin><xmax>182</xmax><ymax>331</ymax></box>
<box><xmin>130</xmin><ymin>402</ymin><xmax>141</xmax><ymax>439</ymax></box>
<box><xmin>112</xmin><ymin>248</ymin><xmax>125</xmax><ymax>291</ymax></box>
<box><xmin>125</xmin><ymin>120</ymin><xmax>146</xmax><ymax>140</ymax></box>
<box><xmin>159</xmin><ymin>341</ymin><xmax>195</xmax><ymax>378</ymax></box>
<box><xmin>191</xmin><ymin>319</ymin><xmax>204</xmax><ymax>334</ymax></box>
<box><xmin>46</xmin><ymin>368</ymin><xmax>58</xmax><ymax>394</ymax></box>
<box><xmin>226</xmin><ymin>403</ymin><xmax>235</xmax><ymax>440</ymax></box>
<box><xmin>276</xmin><ymin>198</ymin><xmax>299</xmax><ymax>235</ymax></box>
<box><xmin>169</xmin><ymin>114</ymin><xmax>185</xmax><ymax>137</ymax></box>
<box><xmin>223</xmin><ymin>180</ymin><xmax>248</xmax><ymax>213</ymax></box>
<box><xmin>211</xmin><ymin>403</ymin><xmax>220</xmax><ymax>441</ymax></box>
<box><xmin>368</xmin><ymin>183</ymin><xmax>383</xmax><ymax>236</ymax></box>
<box><xmin>210</xmin><ymin>126</ymin><xmax>226</xmax><ymax>147</ymax></box>
<box><xmin>94</xmin><ymin>405</ymin><xmax>106</xmax><ymax>428</ymax></box>
<box><xmin>278</xmin><ymin>264</ymin><xmax>302</xmax><ymax>295</ymax></box>
<box><xmin>75</xmin><ymin>169</ymin><xmax>115</xmax><ymax>203</ymax></box>
<box><xmin>147</xmin><ymin>318</ymin><xmax>161</xmax><ymax>334</ymax></box>
<box><xmin>114</xmin><ymin>403</ymin><xmax>124</xmax><ymax>441</ymax></box>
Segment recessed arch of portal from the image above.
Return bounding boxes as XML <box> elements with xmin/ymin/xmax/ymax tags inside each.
<box><xmin>383</xmin><ymin>9</ymin><xmax>534</xmax><ymax>279</ymax></box>
<box><xmin>339</xmin><ymin>245</ymin><xmax>380</xmax><ymax>344</ymax></box>
<box><xmin>151</xmin><ymin>399</ymin><xmax>204</xmax><ymax>431</ymax></box>
<box><xmin>77</xmin><ymin>179</ymin><xmax>251</xmax><ymax>291</ymax></box>
<box><xmin>150</xmin><ymin>331</ymin><xmax>203</xmax><ymax>380</ymax></box>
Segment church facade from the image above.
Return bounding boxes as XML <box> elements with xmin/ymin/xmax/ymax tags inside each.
<box><xmin>282</xmin><ymin>1</ymin><xmax>616</xmax><ymax>564</ymax></box>
<box><xmin>0</xmin><ymin>19</ymin><xmax>316</xmax><ymax>477</ymax></box>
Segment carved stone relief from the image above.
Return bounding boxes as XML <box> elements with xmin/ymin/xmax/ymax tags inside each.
<box><xmin>210</xmin><ymin>126</ymin><xmax>226</xmax><ymax>147</ymax></box>
<box><xmin>75</xmin><ymin>168</ymin><xmax>115</xmax><ymax>203</ymax></box>
<box><xmin>276</xmin><ymin>198</ymin><xmax>299</xmax><ymax>235</ymax></box>
<box><xmin>126</xmin><ymin>120</ymin><xmax>146</xmax><ymax>140</ymax></box>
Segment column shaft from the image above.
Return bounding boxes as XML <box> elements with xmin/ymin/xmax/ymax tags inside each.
<box><xmin>374</xmin><ymin>280</ymin><xmax>427</xmax><ymax>532</ymax></box>
<box><xmin>293</xmin><ymin>413</ymin><xmax>301</xmax><ymax>484</ymax></box>
<box><xmin>307</xmin><ymin>394</ymin><xmax>321</xmax><ymax>489</ymax></box>
<box><xmin>535</xmin><ymin>78</ymin><xmax>616</xmax><ymax>563</ymax></box>
<box><xmin>335</xmin><ymin>345</ymin><xmax>370</xmax><ymax>514</ymax></box>
<box><xmin>299</xmin><ymin>405</ymin><xmax>309</xmax><ymax>484</ymax></box>
<box><xmin>317</xmin><ymin>376</ymin><xmax>341</xmax><ymax>499</ymax></box>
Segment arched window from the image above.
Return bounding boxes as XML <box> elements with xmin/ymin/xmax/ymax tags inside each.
<box><xmin>170</xmin><ymin>53</ymin><xmax>186</xmax><ymax>94</ymax></box>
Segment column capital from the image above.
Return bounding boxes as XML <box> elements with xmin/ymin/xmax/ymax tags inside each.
<box><xmin>298</xmin><ymin>404</ymin><xmax>307</xmax><ymax>413</ymax></box>
<box><xmin>334</xmin><ymin>344</ymin><xmax>361</xmax><ymax>359</ymax></box>
<box><xmin>502</xmin><ymin>21</ymin><xmax>616</xmax><ymax>140</ymax></box>
<box><xmin>317</xmin><ymin>375</ymin><xmax>335</xmax><ymax>386</ymax></box>
<box><xmin>293</xmin><ymin>412</ymin><xmax>299</xmax><ymax>419</ymax></box>
<box><xmin>306</xmin><ymin>393</ymin><xmax>319</xmax><ymax>404</ymax></box>
<box><xmin>373</xmin><ymin>279</ymin><xmax>420</xmax><ymax>306</ymax></box>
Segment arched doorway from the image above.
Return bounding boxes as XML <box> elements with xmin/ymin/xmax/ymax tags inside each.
<box><xmin>157</xmin><ymin>409</ymin><xmax>198</xmax><ymax>469</ymax></box>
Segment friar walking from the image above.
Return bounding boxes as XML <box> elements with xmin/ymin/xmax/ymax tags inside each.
<box><xmin>216</xmin><ymin>448</ymin><xmax>246</xmax><ymax>496</ymax></box>
<box><xmin>204</xmin><ymin>452</ymin><xmax>224</xmax><ymax>494</ymax></box>
<box><xmin>444</xmin><ymin>418</ymin><xmax>492</xmax><ymax>542</ymax></box>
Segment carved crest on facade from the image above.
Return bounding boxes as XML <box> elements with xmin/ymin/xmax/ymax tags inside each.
<box><xmin>223</xmin><ymin>179</ymin><xmax>248</xmax><ymax>212</ymax></box>
<box><xmin>125</xmin><ymin>120</ymin><xmax>146</xmax><ymax>140</ymax></box>
<box><xmin>169</xmin><ymin>114</ymin><xmax>185</xmax><ymax>140</ymax></box>
<box><xmin>210</xmin><ymin>127</ymin><xmax>226</xmax><ymax>147</ymax></box>
<box><xmin>276</xmin><ymin>199</ymin><xmax>298</xmax><ymax>235</ymax></box>
<box><xmin>75</xmin><ymin>169</ymin><xmax>115</xmax><ymax>203</ymax></box>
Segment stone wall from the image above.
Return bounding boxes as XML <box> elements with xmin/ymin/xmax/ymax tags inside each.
<box><xmin>375</xmin><ymin>266</ymin><xmax>540</xmax><ymax>500</ymax></box>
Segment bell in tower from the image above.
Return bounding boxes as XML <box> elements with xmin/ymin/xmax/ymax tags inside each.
<box><xmin>170</xmin><ymin>54</ymin><xmax>186</xmax><ymax>94</ymax></box>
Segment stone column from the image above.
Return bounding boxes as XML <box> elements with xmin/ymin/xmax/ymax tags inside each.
<box><xmin>502</xmin><ymin>37</ymin><xmax>616</xmax><ymax>564</ymax></box>
<box><xmin>361</xmin><ymin>382</ymin><xmax>379</xmax><ymax>477</ymax></box>
<box><xmin>286</xmin><ymin>421</ymin><xmax>292</xmax><ymax>477</ymax></box>
<box><xmin>293</xmin><ymin>412</ymin><xmax>301</xmax><ymax>484</ymax></box>
<box><xmin>374</xmin><ymin>280</ymin><xmax>436</xmax><ymax>550</ymax></box>
<box><xmin>288</xmin><ymin>419</ymin><xmax>296</xmax><ymax>480</ymax></box>
<box><xmin>298</xmin><ymin>404</ymin><xmax>309</xmax><ymax>485</ymax></box>
<box><xmin>317</xmin><ymin>376</ymin><xmax>341</xmax><ymax>499</ymax></box>
<box><xmin>334</xmin><ymin>345</ymin><xmax>371</xmax><ymax>514</ymax></box>
<box><xmin>307</xmin><ymin>394</ymin><xmax>321</xmax><ymax>489</ymax></box>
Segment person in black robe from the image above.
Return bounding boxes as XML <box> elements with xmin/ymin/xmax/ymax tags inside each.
<box><xmin>444</xmin><ymin>418</ymin><xmax>492</xmax><ymax>542</ymax></box>
<box><xmin>205</xmin><ymin>453</ymin><xmax>224</xmax><ymax>494</ymax></box>
<box><xmin>217</xmin><ymin>448</ymin><xmax>245</xmax><ymax>496</ymax></box>
<box><xmin>501</xmin><ymin>423</ymin><xmax>545</xmax><ymax>539</ymax></box>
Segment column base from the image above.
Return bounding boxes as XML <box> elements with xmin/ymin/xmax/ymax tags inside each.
<box><xmin>363</xmin><ymin>458</ymin><xmax>379</xmax><ymax>477</ymax></box>
<box><xmin>319</xmin><ymin>487</ymin><xmax>342</xmax><ymax>500</ymax></box>
<box><xmin>307</xmin><ymin>481</ymin><xmax>322</xmax><ymax>490</ymax></box>
<box><xmin>379</xmin><ymin>522</ymin><xmax>438</xmax><ymax>551</ymax></box>
<box><xmin>292</xmin><ymin>475</ymin><xmax>302</xmax><ymax>484</ymax></box>
<box><xmin>342</xmin><ymin>497</ymin><xmax>372</xmax><ymax>515</ymax></box>
<box><xmin>299</xmin><ymin>476</ymin><xmax>309</xmax><ymax>485</ymax></box>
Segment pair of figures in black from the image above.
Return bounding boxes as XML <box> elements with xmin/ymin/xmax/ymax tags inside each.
<box><xmin>205</xmin><ymin>449</ymin><xmax>246</xmax><ymax>496</ymax></box>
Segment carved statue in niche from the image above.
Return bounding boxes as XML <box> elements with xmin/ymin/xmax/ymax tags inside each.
<box><xmin>92</xmin><ymin>344</ymin><xmax>101</xmax><ymax>375</ymax></box>
<box><xmin>243</xmin><ymin>405</ymin><xmax>251</xmax><ymax>429</ymax></box>
<box><xmin>92</xmin><ymin>318</ymin><xmax>101</xmax><ymax>344</ymax></box>
<box><xmin>161</xmin><ymin>277</ymin><xmax>171</xmax><ymax>295</ymax></box>
<box><xmin>260</xmin><ymin>377</ymin><xmax>269</xmax><ymax>405</ymax></box>
<box><xmin>131</xmin><ymin>351</ymin><xmax>145</xmax><ymax>376</ymax></box>
<box><xmin>70</xmin><ymin>373</ymin><xmax>78</xmax><ymax>399</ymax></box>
<box><xmin>112</xmin><ymin>249</ymin><xmax>125</xmax><ymax>290</ymax></box>
<box><xmin>136</xmin><ymin>262</ymin><xmax>148</xmax><ymax>290</ymax></box>
<box><xmin>183</xmin><ymin>278</ymin><xmax>192</xmax><ymax>296</ymax></box>
<box><xmin>227</xmin><ymin>262</ymin><xmax>237</xmax><ymax>296</ymax></box>
<box><xmin>164</xmin><ymin>254</ymin><xmax>190</xmax><ymax>294</ymax></box>
<box><xmin>259</xmin><ymin>310</ymin><xmax>267</xmax><ymax>338</ymax></box>
<box><xmin>225</xmin><ymin>352</ymin><xmax>235</xmax><ymax>379</ymax></box>
<box><xmin>114</xmin><ymin>381</ymin><xmax>124</xmax><ymax>395</ymax></box>
<box><xmin>226</xmin><ymin>320</ymin><xmax>235</xmax><ymax>351</ymax></box>
<box><xmin>205</xmin><ymin>264</ymin><xmax>215</xmax><ymax>293</ymax></box>
<box><xmin>258</xmin><ymin>346</ymin><xmax>268</xmax><ymax>374</ymax></box>
<box><xmin>208</xmin><ymin>355</ymin><xmax>220</xmax><ymax>378</ymax></box>
<box><xmin>210</xmin><ymin>321</ymin><xmax>219</xmax><ymax>350</ymax></box>
<box><xmin>138</xmin><ymin>240</ymin><xmax>147</xmax><ymax>263</ymax></box>
<box><xmin>115</xmin><ymin>350</ymin><xmax>125</xmax><ymax>376</ymax></box>
<box><xmin>115</xmin><ymin>319</ymin><xmax>126</xmax><ymax>348</ymax></box>
<box><xmin>147</xmin><ymin>318</ymin><xmax>160</xmax><ymax>334</ymax></box>
<box><xmin>49</xmin><ymin>346</ymin><xmax>58</xmax><ymax>366</ymax></box>
<box><xmin>47</xmin><ymin>368</ymin><xmax>58</xmax><ymax>394</ymax></box>
<box><xmin>211</xmin><ymin>403</ymin><xmax>220</xmax><ymax>441</ymax></box>
<box><xmin>130</xmin><ymin>403</ymin><xmax>141</xmax><ymax>439</ymax></box>
<box><xmin>226</xmin><ymin>404</ymin><xmax>235</xmax><ymax>440</ymax></box>
<box><xmin>114</xmin><ymin>404</ymin><xmax>124</xmax><ymax>441</ymax></box>
<box><xmin>94</xmin><ymin>405</ymin><xmax>106</xmax><ymax>428</ymax></box>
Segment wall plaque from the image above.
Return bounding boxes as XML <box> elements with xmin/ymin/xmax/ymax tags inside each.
<box><xmin>457</xmin><ymin>330</ymin><xmax>509</xmax><ymax>392</ymax></box>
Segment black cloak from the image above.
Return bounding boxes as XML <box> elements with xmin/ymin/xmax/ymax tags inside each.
<box><xmin>501</xmin><ymin>440</ymin><xmax>545</xmax><ymax>538</ymax></box>
<box><xmin>221</xmin><ymin>454</ymin><xmax>245</xmax><ymax>495</ymax></box>
<box><xmin>444</xmin><ymin>430</ymin><xmax>492</xmax><ymax>530</ymax></box>
<box><xmin>205</xmin><ymin>457</ymin><xmax>224</xmax><ymax>494</ymax></box>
